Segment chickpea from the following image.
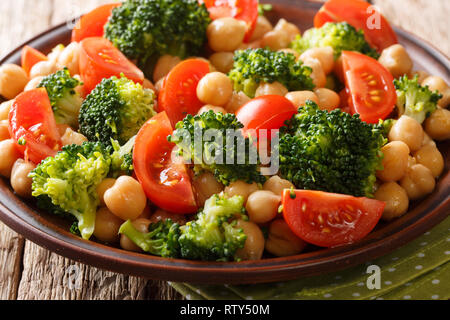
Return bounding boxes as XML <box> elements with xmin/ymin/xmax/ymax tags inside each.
<box><xmin>410</xmin><ymin>70</ymin><xmax>429</xmax><ymax>84</ymax></box>
<box><xmin>197</xmin><ymin>72</ymin><xmax>233</xmax><ymax>106</ymax></box>
<box><xmin>142</xmin><ymin>78</ymin><xmax>155</xmax><ymax>91</ymax></box>
<box><xmin>192</xmin><ymin>172</ymin><xmax>225</xmax><ymax>207</ymax></box>
<box><xmin>0</xmin><ymin>100</ymin><xmax>13</xmax><ymax>120</ymax></box>
<box><xmin>96</xmin><ymin>178</ymin><xmax>116</xmax><ymax>206</ymax></box>
<box><xmin>153</xmin><ymin>55</ymin><xmax>181</xmax><ymax>83</ymax></box>
<box><xmin>407</xmin><ymin>155</ymin><xmax>417</xmax><ymax>169</ymax></box>
<box><xmin>303</xmin><ymin>58</ymin><xmax>326</xmax><ymax>88</ymax></box>
<box><xmin>224</xmin><ymin>180</ymin><xmax>259</xmax><ymax>204</ymax></box>
<box><xmin>263</xmin><ymin>176</ymin><xmax>294</xmax><ymax>196</ymax></box>
<box><xmin>209</xmin><ymin>52</ymin><xmax>235</xmax><ymax>74</ymax></box>
<box><xmin>0</xmin><ymin>139</ymin><xmax>21</xmax><ymax>178</ymax></box>
<box><xmin>374</xmin><ymin>182</ymin><xmax>409</xmax><ymax>221</ymax></box>
<box><xmin>155</xmin><ymin>77</ymin><xmax>165</xmax><ymax>94</ymax></box>
<box><xmin>413</xmin><ymin>144</ymin><xmax>444</xmax><ymax>178</ymax></box>
<box><xmin>197</xmin><ymin>105</ymin><xmax>227</xmax><ymax>115</ymax></box>
<box><xmin>24</xmin><ymin>76</ymin><xmax>45</xmax><ymax>91</ymax></box>
<box><xmin>29</xmin><ymin>60</ymin><xmax>56</xmax><ymax>79</ymax></box>
<box><xmin>234</xmin><ymin>220</ymin><xmax>265</xmax><ymax>261</ymax></box>
<box><xmin>261</xmin><ymin>30</ymin><xmax>290</xmax><ymax>51</ymax></box>
<box><xmin>422</xmin><ymin>76</ymin><xmax>450</xmax><ymax>107</ymax></box>
<box><xmin>0</xmin><ymin>120</ymin><xmax>10</xmax><ymax>141</ymax></box>
<box><xmin>60</xmin><ymin>127</ymin><xmax>88</xmax><ymax>146</ymax></box>
<box><xmin>255</xmin><ymin>82</ymin><xmax>288</xmax><ymax>97</ymax></box>
<box><xmin>378</xmin><ymin>44</ymin><xmax>413</xmax><ymax>78</ymax></box>
<box><xmin>47</xmin><ymin>44</ymin><xmax>65</xmax><ymax>62</ymax></box>
<box><xmin>249</xmin><ymin>16</ymin><xmax>273</xmax><ymax>42</ymax></box>
<box><xmin>0</xmin><ymin>64</ymin><xmax>29</xmax><ymax>99</ymax></box>
<box><xmin>10</xmin><ymin>159</ymin><xmax>35</xmax><ymax>198</ymax></box>
<box><xmin>265</xmin><ymin>219</ymin><xmax>307</xmax><ymax>256</ymax></box>
<box><xmin>400</xmin><ymin>164</ymin><xmax>435</xmax><ymax>200</ymax></box>
<box><xmin>104</xmin><ymin>176</ymin><xmax>147</xmax><ymax>221</ymax></box>
<box><xmin>376</xmin><ymin>141</ymin><xmax>410</xmax><ymax>182</ymax></box>
<box><xmin>278</xmin><ymin>48</ymin><xmax>300</xmax><ymax>59</ymax></box>
<box><xmin>237</xmin><ymin>40</ymin><xmax>262</xmax><ymax>51</ymax></box>
<box><xmin>207</xmin><ymin>18</ymin><xmax>247</xmax><ymax>52</ymax></box>
<box><xmin>300</xmin><ymin>47</ymin><xmax>334</xmax><ymax>74</ymax></box>
<box><xmin>120</xmin><ymin>219</ymin><xmax>151</xmax><ymax>252</ymax></box>
<box><xmin>422</xmin><ymin>132</ymin><xmax>436</xmax><ymax>148</ymax></box>
<box><xmin>150</xmin><ymin>208</ymin><xmax>187</xmax><ymax>225</ymax></box>
<box><xmin>388</xmin><ymin>115</ymin><xmax>424</xmax><ymax>152</ymax></box>
<box><xmin>93</xmin><ymin>207</ymin><xmax>124</xmax><ymax>243</ymax></box>
<box><xmin>246</xmin><ymin>190</ymin><xmax>281</xmax><ymax>224</ymax></box>
<box><xmin>273</xmin><ymin>19</ymin><xmax>301</xmax><ymax>42</ymax></box>
<box><xmin>424</xmin><ymin>108</ymin><xmax>450</xmax><ymax>141</ymax></box>
<box><xmin>225</xmin><ymin>91</ymin><xmax>251</xmax><ymax>113</ymax></box>
<box><xmin>57</xmin><ymin>42</ymin><xmax>80</xmax><ymax>76</ymax></box>
<box><xmin>285</xmin><ymin>91</ymin><xmax>319</xmax><ymax>108</ymax></box>
<box><xmin>314</xmin><ymin>88</ymin><xmax>340</xmax><ymax>111</ymax></box>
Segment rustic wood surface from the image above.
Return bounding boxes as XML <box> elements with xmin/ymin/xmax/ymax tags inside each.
<box><xmin>0</xmin><ymin>0</ymin><xmax>448</xmax><ymax>300</ymax></box>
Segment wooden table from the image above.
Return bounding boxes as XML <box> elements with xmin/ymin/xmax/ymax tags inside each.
<box><xmin>0</xmin><ymin>0</ymin><xmax>448</xmax><ymax>300</ymax></box>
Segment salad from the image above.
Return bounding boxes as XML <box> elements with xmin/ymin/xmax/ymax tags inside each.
<box><xmin>0</xmin><ymin>0</ymin><xmax>449</xmax><ymax>262</ymax></box>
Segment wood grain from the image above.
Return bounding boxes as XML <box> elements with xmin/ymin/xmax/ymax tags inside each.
<box><xmin>0</xmin><ymin>0</ymin><xmax>448</xmax><ymax>300</ymax></box>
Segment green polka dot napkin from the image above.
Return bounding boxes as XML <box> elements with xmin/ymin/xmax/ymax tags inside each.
<box><xmin>170</xmin><ymin>216</ymin><xmax>450</xmax><ymax>300</ymax></box>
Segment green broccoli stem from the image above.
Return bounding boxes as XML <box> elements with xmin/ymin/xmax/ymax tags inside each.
<box><xmin>119</xmin><ymin>220</ymin><xmax>152</xmax><ymax>252</ymax></box>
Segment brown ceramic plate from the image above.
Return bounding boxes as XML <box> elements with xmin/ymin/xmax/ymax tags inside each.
<box><xmin>0</xmin><ymin>0</ymin><xmax>449</xmax><ymax>284</ymax></box>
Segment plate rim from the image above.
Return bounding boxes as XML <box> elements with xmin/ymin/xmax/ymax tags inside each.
<box><xmin>0</xmin><ymin>1</ymin><xmax>449</xmax><ymax>284</ymax></box>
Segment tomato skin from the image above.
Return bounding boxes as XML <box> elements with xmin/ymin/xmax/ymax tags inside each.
<box><xmin>71</xmin><ymin>3</ymin><xmax>121</xmax><ymax>42</ymax></box>
<box><xmin>201</xmin><ymin>0</ymin><xmax>258</xmax><ymax>42</ymax></box>
<box><xmin>8</xmin><ymin>88</ymin><xmax>62</xmax><ymax>164</ymax></box>
<box><xmin>236</xmin><ymin>95</ymin><xmax>297</xmax><ymax>140</ymax></box>
<box><xmin>158</xmin><ymin>59</ymin><xmax>210</xmax><ymax>127</ymax></box>
<box><xmin>341</xmin><ymin>51</ymin><xmax>396</xmax><ymax>124</ymax></box>
<box><xmin>133</xmin><ymin>112</ymin><xmax>198</xmax><ymax>214</ymax></box>
<box><xmin>21</xmin><ymin>46</ymin><xmax>48</xmax><ymax>75</ymax></box>
<box><xmin>314</xmin><ymin>0</ymin><xmax>398</xmax><ymax>52</ymax></box>
<box><xmin>282</xmin><ymin>189</ymin><xmax>385</xmax><ymax>248</ymax></box>
<box><xmin>79</xmin><ymin>37</ymin><xmax>144</xmax><ymax>94</ymax></box>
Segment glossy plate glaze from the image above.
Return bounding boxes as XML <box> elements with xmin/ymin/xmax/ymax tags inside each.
<box><xmin>0</xmin><ymin>0</ymin><xmax>449</xmax><ymax>284</ymax></box>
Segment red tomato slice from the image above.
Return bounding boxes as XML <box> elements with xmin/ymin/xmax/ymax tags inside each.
<box><xmin>8</xmin><ymin>88</ymin><xmax>62</xmax><ymax>164</ymax></box>
<box><xmin>236</xmin><ymin>95</ymin><xmax>297</xmax><ymax>140</ymax></box>
<box><xmin>340</xmin><ymin>51</ymin><xmax>396</xmax><ymax>124</ymax></box>
<box><xmin>72</xmin><ymin>3</ymin><xmax>121</xmax><ymax>42</ymax></box>
<box><xmin>21</xmin><ymin>46</ymin><xmax>48</xmax><ymax>75</ymax></box>
<box><xmin>79</xmin><ymin>37</ymin><xmax>144</xmax><ymax>94</ymax></box>
<box><xmin>201</xmin><ymin>0</ymin><xmax>258</xmax><ymax>42</ymax></box>
<box><xmin>282</xmin><ymin>189</ymin><xmax>384</xmax><ymax>248</ymax></box>
<box><xmin>133</xmin><ymin>112</ymin><xmax>198</xmax><ymax>214</ymax></box>
<box><xmin>314</xmin><ymin>0</ymin><xmax>398</xmax><ymax>52</ymax></box>
<box><xmin>158</xmin><ymin>59</ymin><xmax>210</xmax><ymax>127</ymax></box>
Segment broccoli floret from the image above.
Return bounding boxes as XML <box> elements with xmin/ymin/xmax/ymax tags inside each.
<box><xmin>118</xmin><ymin>219</ymin><xmax>181</xmax><ymax>258</ymax></box>
<box><xmin>104</xmin><ymin>0</ymin><xmax>211</xmax><ymax>71</ymax></box>
<box><xmin>29</xmin><ymin>142</ymin><xmax>112</xmax><ymax>239</ymax></box>
<box><xmin>278</xmin><ymin>101</ymin><xmax>386</xmax><ymax>198</ymax></box>
<box><xmin>290</xmin><ymin>22</ymin><xmax>379</xmax><ymax>59</ymax></box>
<box><xmin>109</xmin><ymin>136</ymin><xmax>136</xmax><ymax>177</ymax></box>
<box><xmin>168</xmin><ymin>110</ymin><xmax>265</xmax><ymax>186</ymax></box>
<box><xmin>258</xmin><ymin>3</ymin><xmax>272</xmax><ymax>16</ymax></box>
<box><xmin>228</xmin><ymin>48</ymin><xmax>315</xmax><ymax>98</ymax></box>
<box><xmin>37</xmin><ymin>68</ymin><xmax>83</xmax><ymax>128</ymax></box>
<box><xmin>79</xmin><ymin>76</ymin><xmax>156</xmax><ymax>146</ymax></box>
<box><xmin>178</xmin><ymin>194</ymin><xmax>247</xmax><ymax>261</ymax></box>
<box><xmin>394</xmin><ymin>75</ymin><xmax>442</xmax><ymax>124</ymax></box>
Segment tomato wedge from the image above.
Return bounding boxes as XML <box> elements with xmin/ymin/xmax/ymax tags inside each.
<box><xmin>133</xmin><ymin>112</ymin><xmax>198</xmax><ymax>214</ymax></box>
<box><xmin>314</xmin><ymin>0</ymin><xmax>398</xmax><ymax>52</ymax></box>
<box><xmin>72</xmin><ymin>3</ymin><xmax>121</xmax><ymax>42</ymax></box>
<box><xmin>21</xmin><ymin>46</ymin><xmax>48</xmax><ymax>75</ymax></box>
<box><xmin>158</xmin><ymin>59</ymin><xmax>210</xmax><ymax>127</ymax></box>
<box><xmin>79</xmin><ymin>37</ymin><xmax>144</xmax><ymax>94</ymax></box>
<box><xmin>201</xmin><ymin>0</ymin><xmax>258</xmax><ymax>42</ymax></box>
<box><xmin>236</xmin><ymin>95</ymin><xmax>297</xmax><ymax>140</ymax></box>
<box><xmin>340</xmin><ymin>51</ymin><xmax>396</xmax><ymax>124</ymax></box>
<box><xmin>282</xmin><ymin>189</ymin><xmax>384</xmax><ymax>248</ymax></box>
<box><xmin>8</xmin><ymin>88</ymin><xmax>62</xmax><ymax>164</ymax></box>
